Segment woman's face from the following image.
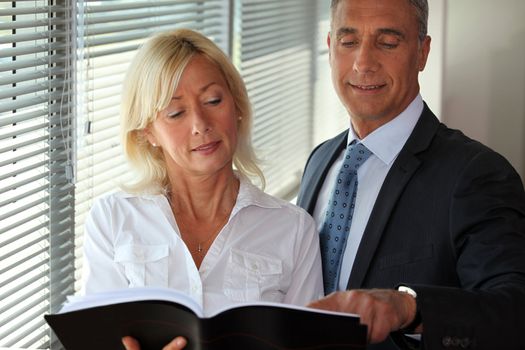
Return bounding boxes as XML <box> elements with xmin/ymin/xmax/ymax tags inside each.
<box><xmin>145</xmin><ymin>54</ymin><xmax>238</xmax><ymax>179</ymax></box>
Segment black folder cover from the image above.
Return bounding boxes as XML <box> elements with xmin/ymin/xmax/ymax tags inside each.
<box><xmin>45</xmin><ymin>287</ymin><xmax>367</xmax><ymax>350</ymax></box>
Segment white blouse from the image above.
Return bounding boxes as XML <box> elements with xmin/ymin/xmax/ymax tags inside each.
<box><xmin>81</xmin><ymin>176</ymin><xmax>324</xmax><ymax>315</ymax></box>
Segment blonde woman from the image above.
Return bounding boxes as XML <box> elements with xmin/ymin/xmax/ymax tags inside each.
<box><xmin>80</xmin><ymin>29</ymin><xmax>323</xmax><ymax>350</ymax></box>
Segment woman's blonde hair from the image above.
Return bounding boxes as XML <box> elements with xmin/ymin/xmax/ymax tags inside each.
<box><xmin>120</xmin><ymin>29</ymin><xmax>264</xmax><ymax>193</ymax></box>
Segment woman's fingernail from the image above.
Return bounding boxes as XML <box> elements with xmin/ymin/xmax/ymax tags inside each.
<box><xmin>175</xmin><ymin>337</ymin><xmax>187</xmax><ymax>347</ymax></box>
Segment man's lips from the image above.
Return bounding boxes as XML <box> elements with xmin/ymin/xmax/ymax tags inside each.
<box><xmin>192</xmin><ymin>141</ymin><xmax>221</xmax><ymax>152</ymax></box>
<box><xmin>350</xmin><ymin>84</ymin><xmax>386</xmax><ymax>91</ymax></box>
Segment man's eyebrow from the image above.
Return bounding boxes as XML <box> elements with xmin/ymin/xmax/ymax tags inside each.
<box><xmin>377</xmin><ymin>28</ymin><xmax>405</xmax><ymax>39</ymax></box>
<box><xmin>335</xmin><ymin>27</ymin><xmax>357</xmax><ymax>39</ymax></box>
<box><xmin>334</xmin><ymin>27</ymin><xmax>405</xmax><ymax>40</ymax></box>
<box><xmin>172</xmin><ymin>82</ymin><xmax>217</xmax><ymax>100</ymax></box>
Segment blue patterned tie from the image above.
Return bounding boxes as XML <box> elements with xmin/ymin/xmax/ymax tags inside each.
<box><xmin>320</xmin><ymin>141</ymin><xmax>372</xmax><ymax>294</ymax></box>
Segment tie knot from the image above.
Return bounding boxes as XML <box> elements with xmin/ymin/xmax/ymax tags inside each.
<box><xmin>342</xmin><ymin>142</ymin><xmax>372</xmax><ymax>172</ymax></box>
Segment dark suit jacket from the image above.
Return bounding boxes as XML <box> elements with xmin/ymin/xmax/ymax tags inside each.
<box><xmin>297</xmin><ymin>104</ymin><xmax>525</xmax><ymax>350</ymax></box>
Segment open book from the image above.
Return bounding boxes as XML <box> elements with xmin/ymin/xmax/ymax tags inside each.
<box><xmin>45</xmin><ymin>287</ymin><xmax>367</xmax><ymax>350</ymax></box>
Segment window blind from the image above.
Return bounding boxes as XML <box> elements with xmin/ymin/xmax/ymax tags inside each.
<box><xmin>233</xmin><ymin>0</ymin><xmax>317</xmax><ymax>199</ymax></box>
<box><xmin>73</xmin><ymin>0</ymin><xmax>230</xmax><ymax>291</ymax></box>
<box><xmin>0</xmin><ymin>1</ymin><xmax>76</xmax><ymax>349</ymax></box>
<box><xmin>1</xmin><ymin>1</ymin><xmax>326</xmax><ymax>349</ymax></box>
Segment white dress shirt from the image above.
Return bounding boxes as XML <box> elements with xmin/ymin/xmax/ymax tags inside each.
<box><xmin>82</xmin><ymin>175</ymin><xmax>324</xmax><ymax>315</ymax></box>
<box><xmin>312</xmin><ymin>95</ymin><xmax>423</xmax><ymax>291</ymax></box>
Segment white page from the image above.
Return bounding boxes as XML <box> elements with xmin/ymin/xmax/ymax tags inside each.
<box><xmin>59</xmin><ymin>287</ymin><xmax>204</xmax><ymax>317</ymax></box>
<box><xmin>208</xmin><ymin>299</ymin><xmax>360</xmax><ymax>319</ymax></box>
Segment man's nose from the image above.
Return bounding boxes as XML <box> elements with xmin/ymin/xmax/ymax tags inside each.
<box><xmin>352</xmin><ymin>42</ymin><xmax>379</xmax><ymax>74</ymax></box>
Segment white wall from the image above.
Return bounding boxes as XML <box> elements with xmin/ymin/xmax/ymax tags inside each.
<box><xmin>442</xmin><ymin>0</ymin><xmax>525</xmax><ymax>179</ymax></box>
<box><xmin>420</xmin><ymin>0</ymin><xmax>446</xmax><ymax>118</ymax></box>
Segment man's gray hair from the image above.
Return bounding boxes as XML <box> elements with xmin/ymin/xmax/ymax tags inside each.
<box><xmin>330</xmin><ymin>0</ymin><xmax>428</xmax><ymax>42</ymax></box>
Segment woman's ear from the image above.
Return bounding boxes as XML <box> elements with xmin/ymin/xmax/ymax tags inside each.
<box><xmin>142</xmin><ymin>127</ymin><xmax>158</xmax><ymax>147</ymax></box>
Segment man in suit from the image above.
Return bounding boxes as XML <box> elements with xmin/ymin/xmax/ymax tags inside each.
<box><xmin>299</xmin><ymin>0</ymin><xmax>525</xmax><ymax>349</ymax></box>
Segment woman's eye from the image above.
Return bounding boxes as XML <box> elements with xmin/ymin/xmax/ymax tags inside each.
<box><xmin>167</xmin><ymin>110</ymin><xmax>183</xmax><ymax>118</ymax></box>
<box><xmin>206</xmin><ymin>98</ymin><xmax>221</xmax><ymax>105</ymax></box>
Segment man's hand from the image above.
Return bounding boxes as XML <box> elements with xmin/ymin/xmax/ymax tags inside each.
<box><xmin>308</xmin><ymin>289</ymin><xmax>419</xmax><ymax>343</ymax></box>
<box><xmin>122</xmin><ymin>336</ymin><xmax>187</xmax><ymax>350</ymax></box>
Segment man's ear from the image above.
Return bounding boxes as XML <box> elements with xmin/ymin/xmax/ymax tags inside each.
<box><xmin>326</xmin><ymin>32</ymin><xmax>331</xmax><ymax>57</ymax></box>
<box><xmin>418</xmin><ymin>35</ymin><xmax>431</xmax><ymax>72</ymax></box>
<box><xmin>327</xmin><ymin>32</ymin><xmax>332</xmax><ymax>63</ymax></box>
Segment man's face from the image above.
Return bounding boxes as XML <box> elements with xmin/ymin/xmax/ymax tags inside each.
<box><xmin>328</xmin><ymin>0</ymin><xmax>430</xmax><ymax>128</ymax></box>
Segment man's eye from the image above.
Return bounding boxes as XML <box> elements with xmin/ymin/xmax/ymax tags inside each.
<box><xmin>380</xmin><ymin>42</ymin><xmax>398</xmax><ymax>49</ymax></box>
<box><xmin>341</xmin><ymin>40</ymin><xmax>357</xmax><ymax>47</ymax></box>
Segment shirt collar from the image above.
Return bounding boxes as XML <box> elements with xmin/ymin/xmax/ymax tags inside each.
<box><xmin>348</xmin><ymin>94</ymin><xmax>423</xmax><ymax>165</ymax></box>
<box><xmin>231</xmin><ymin>173</ymin><xmax>283</xmax><ymax>217</ymax></box>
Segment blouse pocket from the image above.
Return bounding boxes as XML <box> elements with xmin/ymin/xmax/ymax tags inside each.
<box><xmin>223</xmin><ymin>249</ymin><xmax>283</xmax><ymax>302</ymax></box>
<box><xmin>114</xmin><ymin>243</ymin><xmax>169</xmax><ymax>287</ymax></box>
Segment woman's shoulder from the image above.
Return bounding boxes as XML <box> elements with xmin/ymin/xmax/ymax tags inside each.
<box><xmin>92</xmin><ymin>190</ymin><xmax>134</xmax><ymax>204</ymax></box>
<box><xmin>243</xmin><ymin>182</ymin><xmax>313</xmax><ymax>220</ymax></box>
<box><xmin>90</xmin><ymin>190</ymin><xmax>164</xmax><ymax>210</ymax></box>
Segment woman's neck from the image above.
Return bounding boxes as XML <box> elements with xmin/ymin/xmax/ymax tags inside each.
<box><xmin>167</xmin><ymin>170</ymin><xmax>240</xmax><ymax>268</ymax></box>
<box><xmin>167</xmin><ymin>170</ymin><xmax>239</xmax><ymax>222</ymax></box>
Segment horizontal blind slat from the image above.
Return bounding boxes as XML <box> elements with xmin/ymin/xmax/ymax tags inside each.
<box><xmin>0</xmin><ymin>90</ymin><xmax>68</xmax><ymax>113</ymax></box>
<box><xmin>0</xmin><ymin>18</ymin><xmax>66</xmax><ymax>31</ymax></box>
<box><xmin>0</xmin><ymin>104</ymin><xmax>67</xmax><ymax>127</ymax></box>
<box><xmin>83</xmin><ymin>0</ymin><xmax>217</xmax><ymax>13</ymax></box>
<box><xmin>84</xmin><ymin>4</ymin><xmax>221</xmax><ymax>25</ymax></box>
<box><xmin>0</xmin><ymin>5</ymin><xmax>64</xmax><ymax>16</ymax></box>
<box><xmin>0</xmin><ymin>54</ymin><xmax>66</xmax><ymax>72</ymax></box>
<box><xmin>0</xmin><ymin>30</ymin><xmax>65</xmax><ymax>45</ymax></box>
<box><xmin>85</xmin><ymin>13</ymin><xmax>220</xmax><ymax>36</ymax></box>
<box><xmin>0</xmin><ymin>134</ymin><xmax>48</xmax><ymax>154</ymax></box>
<box><xmin>84</xmin><ymin>19</ymin><xmax>221</xmax><ymax>47</ymax></box>
<box><xmin>0</xmin><ymin>66</ymin><xmax>64</xmax><ymax>86</ymax></box>
<box><xmin>0</xmin><ymin>41</ymin><xmax>67</xmax><ymax>59</ymax></box>
<box><xmin>0</xmin><ymin>78</ymin><xmax>71</xmax><ymax>100</ymax></box>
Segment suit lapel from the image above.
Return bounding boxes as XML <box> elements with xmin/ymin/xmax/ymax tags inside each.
<box><xmin>297</xmin><ymin>130</ymin><xmax>348</xmax><ymax>214</ymax></box>
<box><xmin>346</xmin><ymin>105</ymin><xmax>441</xmax><ymax>289</ymax></box>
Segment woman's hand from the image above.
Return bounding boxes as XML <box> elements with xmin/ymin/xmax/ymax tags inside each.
<box><xmin>122</xmin><ymin>336</ymin><xmax>187</xmax><ymax>350</ymax></box>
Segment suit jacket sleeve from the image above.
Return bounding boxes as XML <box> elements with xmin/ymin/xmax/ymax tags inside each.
<box><xmin>410</xmin><ymin>148</ymin><xmax>525</xmax><ymax>350</ymax></box>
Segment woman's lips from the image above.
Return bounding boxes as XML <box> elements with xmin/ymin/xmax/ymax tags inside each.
<box><xmin>192</xmin><ymin>141</ymin><xmax>221</xmax><ymax>154</ymax></box>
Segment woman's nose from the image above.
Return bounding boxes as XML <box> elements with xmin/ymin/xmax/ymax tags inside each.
<box><xmin>191</xmin><ymin>108</ymin><xmax>212</xmax><ymax>135</ymax></box>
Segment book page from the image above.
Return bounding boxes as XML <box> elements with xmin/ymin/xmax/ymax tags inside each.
<box><xmin>208</xmin><ymin>299</ymin><xmax>360</xmax><ymax>319</ymax></box>
<box><xmin>59</xmin><ymin>287</ymin><xmax>204</xmax><ymax>317</ymax></box>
